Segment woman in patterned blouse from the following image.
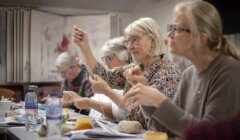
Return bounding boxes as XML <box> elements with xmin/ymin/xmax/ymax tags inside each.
<box><xmin>71</xmin><ymin>17</ymin><xmax>182</xmax><ymax>129</ymax></box>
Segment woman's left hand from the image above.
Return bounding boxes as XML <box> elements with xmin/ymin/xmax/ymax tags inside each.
<box><xmin>73</xmin><ymin>97</ymin><xmax>91</xmax><ymax>109</ymax></box>
<box><xmin>89</xmin><ymin>75</ymin><xmax>111</xmax><ymax>95</ymax></box>
<box><xmin>123</xmin><ymin>83</ymin><xmax>167</xmax><ymax>111</ymax></box>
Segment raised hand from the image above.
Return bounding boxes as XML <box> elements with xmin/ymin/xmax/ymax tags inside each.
<box><xmin>124</xmin><ymin>65</ymin><xmax>148</xmax><ymax>86</ymax></box>
<box><xmin>123</xmin><ymin>83</ymin><xmax>166</xmax><ymax>111</ymax></box>
<box><xmin>89</xmin><ymin>75</ymin><xmax>111</xmax><ymax>95</ymax></box>
<box><xmin>73</xmin><ymin>25</ymin><xmax>90</xmax><ymax>50</ymax></box>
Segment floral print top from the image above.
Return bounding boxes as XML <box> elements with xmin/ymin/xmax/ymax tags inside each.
<box><xmin>93</xmin><ymin>55</ymin><xmax>182</xmax><ymax>129</ymax></box>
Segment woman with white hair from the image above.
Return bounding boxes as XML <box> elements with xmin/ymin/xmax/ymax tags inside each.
<box><xmin>68</xmin><ymin>36</ymin><xmax>131</xmax><ymax>120</ymax></box>
<box><xmin>70</xmin><ymin>17</ymin><xmax>182</xmax><ymax>129</ymax></box>
<box><xmin>55</xmin><ymin>51</ymin><xmax>94</xmax><ymax>114</ymax></box>
<box><xmin>101</xmin><ymin>36</ymin><xmax>132</xmax><ymax>69</ymax></box>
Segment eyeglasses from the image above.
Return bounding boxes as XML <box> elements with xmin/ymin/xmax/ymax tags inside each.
<box><xmin>101</xmin><ymin>55</ymin><xmax>115</xmax><ymax>63</ymax></box>
<box><xmin>127</xmin><ymin>33</ymin><xmax>146</xmax><ymax>46</ymax></box>
<box><xmin>167</xmin><ymin>24</ymin><xmax>191</xmax><ymax>35</ymax></box>
<box><xmin>58</xmin><ymin>65</ymin><xmax>73</xmax><ymax>77</ymax></box>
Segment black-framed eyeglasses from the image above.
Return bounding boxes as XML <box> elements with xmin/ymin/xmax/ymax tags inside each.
<box><xmin>101</xmin><ymin>54</ymin><xmax>115</xmax><ymax>63</ymax></box>
<box><xmin>127</xmin><ymin>33</ymin><xmax>147</xmax><ymax>46</ymax></box>
<box><xmin>167</xmin><ymin>24</ymin><xmax>191</xmax><ymax>35</ymax></box>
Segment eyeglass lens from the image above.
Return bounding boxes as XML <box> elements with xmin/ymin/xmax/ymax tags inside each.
<box><xmin>102</xmin><ymin>55</ymin><xmax>114</xmax><ymax>63</ymax></box>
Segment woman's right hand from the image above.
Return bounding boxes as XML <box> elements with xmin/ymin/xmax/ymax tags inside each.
<box><xmin>73</xmin><ymin>25</ymin><xmax>90</xmax><ymax>51</ymax></box>
<box><xmin>124</xmin><ymin>65</ymin><xmax>148</xmax><ymax>86</ymax></box>
<box><xmin>123</xmin><ymin>83</ymin><xmax>166</xmax><ymax>111</ymax></box>
<box><xmin>62</xmin><ymin>91</ymin><xmax>80</xmax><ymax>105</ymax></box>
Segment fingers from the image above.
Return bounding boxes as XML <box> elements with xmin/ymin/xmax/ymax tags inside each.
<box><xmin>73</xmin><ymin>25</ymin><xmax>88</xmax><ymax>43</ymax></box>
<box><xmin>63</xmin><ymin>91</ymin><xmax>79</xmax><ymax>104</ymax></box>
<box><xmin>126</xmin><ymin>100</ymin><xmax>139</xmax><ymax>111</ymax></box>
<box><xmin>90</xmin><ymin>75</ymin><xmax>109</xmax><ymax>93</ymax></box>
<box><xmin>123</xmin><ymin>84</ymin><xmax>141</xmax><ymax>103</ymax></box>
<box><xmin>123</xmin><ymin>66</ymin><xmax>141</xmax><ymax>78</ymax></box>
<box><xmin>131</xmin><ymin>65</ymin><xmax>142</xmax><ymax>75</ymax></box>
<box><xmin>73</xmin><ymin>25</ymin><xmax>85</xmax><ymax>36</ymax></box>
<box><xmin>41</xmin><ymin>94</ymin><xmax>50</xmax><ymax>103</ymax></box>
<box><xmin>124</xmin><ymin>66</ymin><xmax>145</xmax><ymax>85</ymax></box>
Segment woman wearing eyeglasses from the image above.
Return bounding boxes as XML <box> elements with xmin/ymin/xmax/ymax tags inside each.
<box><xmin>72</xmin><ymin>17</ymin><xmax>182</xmax><ymax>129</ymax></box>
<box><xmin>72</xmin><ymin>36</ymin><xmax>132</xmax><ymax>120</ymax></box>
<box><xmin>101</xmin><ymin>36</ymin><xmax>132</xmax><ymax>69</ymax></box>
<box><xmin>55</xmin><ymin>52</ymin><xmax>94</xmax><ymax>114</ymax></box>
<box><xmin>122</xmin><ymin>1</ymin><xmax>240</xmax><ymax>136</ymax></box>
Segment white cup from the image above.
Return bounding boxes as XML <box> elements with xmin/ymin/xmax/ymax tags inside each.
<box><xmin>0</xmin><ymin>100</ymin><xmax>12</xmax><ymax>122</ymax></box>
<box><xmin>0</xmin><ymin>100</ymin><xmax>12</xmax><ymax>111</ymax></box>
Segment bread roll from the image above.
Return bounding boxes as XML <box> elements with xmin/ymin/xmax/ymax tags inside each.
<box><xmin>143</xmin><ymin>131</ymin><xmax>168</xmax><ymax>140</ymax></box>
<box><xmin>117</xmin><ymin>120</ymin><xmax>142</xmax><ymax>134</ymax></box>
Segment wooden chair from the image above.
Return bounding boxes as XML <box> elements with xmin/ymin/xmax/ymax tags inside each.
<box><xmin>0</xmin><ymin>88</ymin><xmax>15</xmax><ymax>99</ymax></box>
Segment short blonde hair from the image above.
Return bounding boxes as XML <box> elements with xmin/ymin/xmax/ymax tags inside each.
<box><xmin>124</xmin><ymin>17</ymin><xmax>165</xmax><ymax>57</ymax></box>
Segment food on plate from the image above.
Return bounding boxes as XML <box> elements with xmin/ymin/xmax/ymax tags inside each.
<box><xmin>74</xmin><ymin>117</ymin><xmax>93</xmax><ymax>130</ymax></box>
<box><xmin>117</xmin><ymin>120</ymin><xmax>142</xmax><ymax>134</ymax></box>
<box><xmin>143</xmin><ymin>131</ymin><xmax>168</xmax><ymax>140</ymax></box>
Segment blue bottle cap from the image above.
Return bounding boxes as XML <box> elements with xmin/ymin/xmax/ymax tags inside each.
<box><xmin>27</xmin><ymin>87</ymin><xmax>34</xmax><ymax>92</ymax></box>
<box><xmin>50</xmin><ymin>92</ymin><xmax>58</xmax><ymax>97</ymax></box>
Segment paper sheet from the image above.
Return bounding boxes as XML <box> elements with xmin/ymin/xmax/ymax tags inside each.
<box><xmin>64</xmin><ymin>119</ymin><xmax>138</xmax><ymax>139</ymax></box>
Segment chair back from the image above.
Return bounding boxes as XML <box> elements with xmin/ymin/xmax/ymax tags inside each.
<box><xmin>0</xmin><ymin>88</ymin><xmax>15</xmax><ymax>99</ymax></box>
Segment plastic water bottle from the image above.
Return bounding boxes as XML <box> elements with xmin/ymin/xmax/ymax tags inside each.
<box><xmin>25</xmin><ymin>86</ymin><xmax>38</xmax><ymax>132</ymax></box>
<box><xmin>46</xmin><ymin>91</ymin><xmax>62</xmax><ymax>138</ymax></box>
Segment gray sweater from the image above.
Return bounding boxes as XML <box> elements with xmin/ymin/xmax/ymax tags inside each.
<box><xmin>142</xmin><ymin>55</ymin><xmax>240</xmax><ymax>136</ymax></box>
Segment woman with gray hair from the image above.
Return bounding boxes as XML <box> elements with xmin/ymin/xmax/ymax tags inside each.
<box><xmin>101</xmin><ymin>36</ymin><xmax>132</xmax><ymax>69</ymax></box>
<box><xmin>71</xmin><ymin>36</ymin><xmax>132</xmax><ymax>120</ymax></box>
<box><xmin>71</xmin><ymin>17</ymin><xmax>181</xmax><ymax>129</ymax></box>
<box><xmin>55</xmin><ymin>52</ymin><xmax>94</xmax><ymax>114</ymax></box>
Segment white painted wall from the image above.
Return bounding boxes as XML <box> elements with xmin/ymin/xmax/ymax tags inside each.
<box><xmin>130</xmin><ymin>0</ymin><xmax>186</xmax><ymax>36</ymax></box>
<box><xmin>40</xmin><ymin>0</ymin><xmax>187</xmax><ymax>37</ymax></box>
<box><xmin>39</xmin><ymin>0</ymin><xmax>192</xmax><ymax>71</ymax></box>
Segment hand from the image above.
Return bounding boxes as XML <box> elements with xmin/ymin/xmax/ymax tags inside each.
<box><xmin>73</xmin><ymin>25</ymin><xmax>90</xmax><ymax>50</ymax></box>
<box><xmin>89</xmin><ymin>75</ymin><xmax>111</xmax><ymax>95</ymax></box>
<box><xmin>73</xmin><ymin>97</ymin><xmax>91</xmax><ymax>109</ymax></box>
<box><xmin>62</xmin><ymin>91</ymin><xmax>80</xmax><ymax>105</ymax></box>
<box><xmin>123</xmin><ymin>83</ymin><xmax>167</xmax><ymax>111</ymax></box>
<box><xmin>124</xmin><ymin>65</ymin><xmax>148</xmax><ymax>86</ymax></box>
<box><xmin>41</xmin><ymin>95</ymin><xmax>50</xmax><ymax>103</ymax></box>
